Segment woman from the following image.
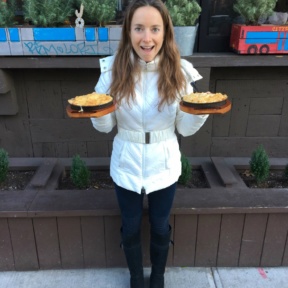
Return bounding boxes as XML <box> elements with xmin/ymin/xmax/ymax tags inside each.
<box><xmin>91</xmin><ymin>0</ymin><xmax>208</xmax><ymax>287</ymax></box>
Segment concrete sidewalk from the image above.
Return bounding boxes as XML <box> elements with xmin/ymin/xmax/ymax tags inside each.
<box><xmin>1</xmin><ymin>267</ymin><xmax>288</xmax><ymax>288</ymax></box>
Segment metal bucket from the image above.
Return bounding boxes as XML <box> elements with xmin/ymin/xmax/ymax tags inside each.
<box><xmin>174</xmin><ymin>24</ymin><xmax>198</xmax><ymax>56</ymax></box>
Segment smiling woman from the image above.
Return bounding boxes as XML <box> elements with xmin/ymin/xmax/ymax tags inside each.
<box><xmin>89</xmin><ymin>1</ymin><xmax>209</xmax><ymax>287</ymax></box>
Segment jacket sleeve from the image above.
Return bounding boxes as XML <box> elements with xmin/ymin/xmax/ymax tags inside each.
<box><xmin>90</xmin><ymin>58</ymin><xmax>116</xmax><ymax>133</ymax></box>
<box><xmin>175</xmin><ymin>59</ymin><xmax>209</xmax><ymax>137</ymax></box>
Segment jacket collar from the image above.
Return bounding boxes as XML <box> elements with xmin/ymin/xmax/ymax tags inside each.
<box><xmin>99</xmin><ymin>54</ymin><xmax>160</xmax><ymax>73</ymax></box>
<box><xmin>138</xmin><ymin>56</ymin><xmax>160</xmax><ymax>72</ymax></box>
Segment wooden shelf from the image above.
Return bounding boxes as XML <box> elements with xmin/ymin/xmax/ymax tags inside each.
<box><xmin>1</xmin><ymin>53</ymin><xmax>288</xmax><ymax>69</ymax></box>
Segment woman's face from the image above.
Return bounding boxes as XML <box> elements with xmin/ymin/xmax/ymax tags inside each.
<box><xmin>130</xmin><ymin>6</ymin><xmax>164</xmax><ymax>62</ymax></box>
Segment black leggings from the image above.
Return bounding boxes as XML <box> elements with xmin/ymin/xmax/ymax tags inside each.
<box><xmin>114</xmin><ymin>182</ymin><xmax>176</xmax><ymax>238</ymax></box>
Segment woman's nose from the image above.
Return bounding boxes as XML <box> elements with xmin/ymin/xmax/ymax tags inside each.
<box><xmin>143</xmin><ymin>30</ymin><xmax>151</xmax><ymax>42</ymax></box>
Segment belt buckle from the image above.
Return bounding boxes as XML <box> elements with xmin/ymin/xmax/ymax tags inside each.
<box><xmin>145</xmin><ymin>132</ymin><xmax>150</xmax><ymax>144</ymax></box>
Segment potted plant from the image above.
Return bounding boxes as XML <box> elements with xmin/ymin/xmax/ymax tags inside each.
<box><xmin>23</xmin><ymin>0</ymin><xmax>74</xmax><ymax>27</ymax></box>
<box><xmin>229</xmin><ymin>0</ymin><xmax>288</xmax><ymax>54</ymax></box>
<box><xmin>0</xmin><ymin>0</ymin><xmax>17</xmax><ymax>27</ymax></box>
<box><xmin>166</xmin><ymin>0</ymin><xmax>201</xmax><ymax>56</ymax></box>
<box><xmin>76</xmin><ymin>0</ymin><xmax>117</xmax><ymax>27</ymax></box>
<box><xmin>0</xmin><ymin>0</ymin><xmax>17</xmax><ymax>55</ymax></box>
<box><xmin>76</xmin><ymin>0</ymin><xmax>119</xmax><ymax>52</ymax></box>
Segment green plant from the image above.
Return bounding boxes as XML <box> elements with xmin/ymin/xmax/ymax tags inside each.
<box><xmin>233</xmin><ymin>0</ymin><xmax>277</xmax><ymax>25</ymax></box>
<box><xmin>0</xmin><ymin>0</ymin><xmax>17</xmax><ymax>27</ymax></box>
<box><xmin>23</xmin><ymin>0</ymin><xmax>74</xmax><ymax>27</ymax></box>
<box><xmin>249</xmin><ymin>145</ymin><xmax>270</xmax><ymax>184</ymax></box>
<box><xmin>76</xmin><ymin>0</ymin><xmax>117</xmax><ymax>26</ymax></box>
<box><xmin>70</xmin><ymin>155</ymin><xmax>91</xmax><ymax>189</ymax></box>
<box><xmin>178</xmin><ymin>152</ymin><xmax>192</xmax><ymax>185</ymax></box>
<box><xmin>284</xmin><ymin>164</ymin><xmax>288</xmax><ymax>179</ymax></box>
<box><xmin>0</xmin><ymin>148</ymin><xmax>9</xmax><ymax>183</ymax></box>
<box><xmin>166</xmin><ymin>0</ymin><xmax>201</xmax><ymax>26</ymax></box>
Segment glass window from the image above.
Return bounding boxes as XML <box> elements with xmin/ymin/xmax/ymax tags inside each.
<box><xmin>208</xmin><ymin>0</ymin><xmax>237</xmax><ymax>37</ymax></box>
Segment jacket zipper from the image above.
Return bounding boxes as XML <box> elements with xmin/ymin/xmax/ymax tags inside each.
<box><xmin>141</xmin><ymin>63</ymin><xmax>148</xmax><ymax>194</ymax></box>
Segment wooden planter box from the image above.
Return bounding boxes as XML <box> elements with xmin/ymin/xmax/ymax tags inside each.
<box><xmin>0</xmin><ymin>27</ymin><xmax>121</xmax><ymax>56</ymax></box>
<box><xmin>230</xmin><ymin>24</ymin><xmax>288</xmax><ymax>54</ymax></box>
<box><xmin>1</xmin><ymin>157</ymin><xmax>288</xmax><ymax>271</ymax></box>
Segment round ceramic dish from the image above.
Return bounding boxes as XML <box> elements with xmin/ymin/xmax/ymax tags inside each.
<box><xmin>69</xmin><ymin>97</ymin><xmax>114</xmax><ymax>112</ymax></box>
<box><xmin>182</xmin><ymin>99</ymin><xmax>227</xmax><ymax>109</ymax></box>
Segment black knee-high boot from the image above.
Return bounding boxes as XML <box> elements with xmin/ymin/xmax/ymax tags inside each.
<box><xmin>121</xmin><ymin>230</ymin><xmax>144</xmax><ymax>288</ymax></box>
<box><xmin>149</xmin><ymin>226</ymin><xmax>172</xmax><ymax>288</ymax></box>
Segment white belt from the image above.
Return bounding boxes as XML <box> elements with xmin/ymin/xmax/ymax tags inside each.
<box><xmin>117</xmin><ymin>127</ymin><xmax>175</xmax><ymax>144</ymax></box>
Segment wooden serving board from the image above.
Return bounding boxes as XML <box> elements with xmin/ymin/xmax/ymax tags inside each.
<box><xmin>180</xmin><ymin>100</ymin><xmax>232</xmax><ymax>115</ymax></box>
<box><xmin>66</xmin><ymin>103</ymin><xmax>116</xmax><ymax>118</ymax></box>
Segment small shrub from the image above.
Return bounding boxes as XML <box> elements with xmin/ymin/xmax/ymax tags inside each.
<box><xmin>249</xmin><ymin>145</ymin><xmax>270</xmax><ymax>184</ymax></box>
<box><xmin>166</xmin><ymin>0</ymin><xmax>201</xmax><ymax>26</ymax></box>
<box><xmin>76</xmin><ymin>0</ymin><xmax>117</xmax><ymax>26</ymax></box>
<box><xmin>70</xmin><ymin>155</ymin><xmax>90</xmax><ymax>189</ymax></box>
<box><xmin>284</xmin><ymin>164</ymin><xmax>288</xmax><ymax>179</ymax></box>
<box><xmin>178</xmin><ymin>152</ymin><xmax>192</xmax><ymax>185</ymax></box>
<box><xmin>233</xmin><ymin>0</ymin><xmax>277</xmax><ymax>25</ymax></box>
<box><xmin>23</xmin><ymin>0</ymin><xmax>74</xmax><ymax>27</ymax></box>
<box><xmin>0</xmin><ymin>148</ymin><xmax>9</xmax><ymax>183</ymax></box>
<box><xmin>0</xmin><ymin>0</ymin><xmax>17</xmax><ymax>27</ymax></box>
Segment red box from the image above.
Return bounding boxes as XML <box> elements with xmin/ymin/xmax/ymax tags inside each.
<box><xmin>230</xmin><ymin>24</ymin><xmax>288</xmax><ymax>54</ymax></box>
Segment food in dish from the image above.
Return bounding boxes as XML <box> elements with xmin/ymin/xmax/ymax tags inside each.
<box><xmin>183</xmin><ymin>92</ymin><xmax>228</xmax><ymax>104</ymax></box>
<box><xmin>68</xmin><ymin>92</ymin><xmax>113</xmax><ymax>107</ymax></box>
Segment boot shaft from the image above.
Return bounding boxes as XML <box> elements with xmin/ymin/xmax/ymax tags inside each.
<box><xmin>121</xmin><ymin>229</ymin><xmax>144</xmax><ymax>288</ymax></box>
<box><xmin>150</xmin><ymin>226</ymin><xmax>173</xmax><ymax>288</ymax></box>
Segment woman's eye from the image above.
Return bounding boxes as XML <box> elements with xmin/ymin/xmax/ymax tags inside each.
<box><xmin>135</xmin><ymin>27</ymin><xmax>142</xmax><ymax>32</ymax></box>
<box><xmin>152</xmin><ymin>28</ymin><xmax>160</xmax><ymax>33</ymax></box>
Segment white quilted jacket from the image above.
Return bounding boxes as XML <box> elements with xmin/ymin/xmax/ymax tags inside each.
<box><xmin>91</xmin><ymin>55</ymin><xmax>208</xmax><ymax>194</ymax></box>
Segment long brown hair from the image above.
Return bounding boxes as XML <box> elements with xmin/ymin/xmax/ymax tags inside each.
<box><xmin>110</xmin><ymin>0</ymin><xmax>186</xmax><ymax>109</ymax></box>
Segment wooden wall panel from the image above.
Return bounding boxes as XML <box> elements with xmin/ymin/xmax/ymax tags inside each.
<box><xmin>68</xmin><ymin>142</ymin><xmax>88</xmax><ymax>157</ymax></box>
<box><xmin>196</xmin><ymin>68</ymin><xmax>211</xmax><ymax>92</ymax></box>
<box><xmin>211</xmin><ymin>137</ymin><xmax>288</xmax><ymax>157</ymax></box>
<box><xmin>33</xmin><ymin>142</ymin><xmax>70</xmax><ymax>157</ymax></box>
<box><xmin>249</xmin><ymin>97</ymin><xmax>283</xmax><ymax>115</ymax></box>
<box><xmin>81</xmin><ymin>216</ymin><xmax>106</xmax><ymax>268</ymax></box>
<box><xmin>13</xmin><ymin>71</ymin><xmax>30</xmax><ymax>118</ymax></box>
<box><xmin>33</xmin><ymin>218</ymin><xmax>61</xmax><ymax>269</ymax></box>
<box><xmin>217</xmin><ymin>214</ymin><xmax>245</xmax><ymax>267</ymax></box>
<box><xmin>173</xmin><ymin>215</ymin><xmax>197</xmax><ymax>266</ymax></box>
<box><xmin>39</xmin><ymin>143</ymin><xmax>57</xmax><ymax>157</ymax></box>
<box><xmin>239</xmin><ymin>214</ymin><xmax>268</xmax><ymax>267</ymax></box>
<box><xmin>246</xmin><ymin>115</ymin><xmax>281</xmax><ymax>137</ymax></box>
<box><xmin>26</xmin><ymin>81</ymin><xmax>64</xmax><ymax>119</ymax></box>
<box><xmin>104</xmin><ymin>216</ymin><xmax>126</xmax><ymax>267</ymax></box>
<box><xmin>212</xmin><ymin>111</ymin><xmax>232</xmax><ymax>137</ymax></box>
<box><xmin>261</xmin><ymin>214</ymin><xmax>288</xmax><ymax>267</ymax></box>
<box><xmin>87</xmin><ymin>141</ymin><xmax>111</xmax><ymax>157</ymax></box>
<box><xmin>282</xmin><ymin>235</ymin><xmax>288</xmax><ymax>266</ymax></box>
<box><xmin>180</xmin><ymin>117</ymin><xmax>212</xmax><ymax>157</ymax></box>
<box><xmin>279</xmin><ymin>97</ymin><xmax>288</xmax><ymax>137</ymax></box>
<box><xmin>0</xmin><ymin>118</ymin><xmax>33</xmax><ymax>157</ymax></box>
<box><xmin>54</xmin><ymin>142</ymin><xmax>69</xmax><ymax>157</ymax></box>
<box><xmin>195</xmin><ymin>214</ymin><xmax>221</xmax><ymax>266</ymax></box>
<box><xmin>30</xmin><ymin>119</ymin><xmax>114</xmax><ymax>143</ymax></box>
<box><xmin>8</xmin><ymin>218</ymin><xmax>39</xmax><ymax>270</ymax></box>
<box><xmin>57</xmin><ymin>217</ymin><xmax>84</xmax><ymax>269</ymax></box>
<box><xmin>0</xmin><ymin>218</ymin><xmax>14</xmax><ymax>271</ymax></box>
<box><xmin>227</xmin><ymin>98</ymin><xmax>250</xmax><ymax>137</ymax></box>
